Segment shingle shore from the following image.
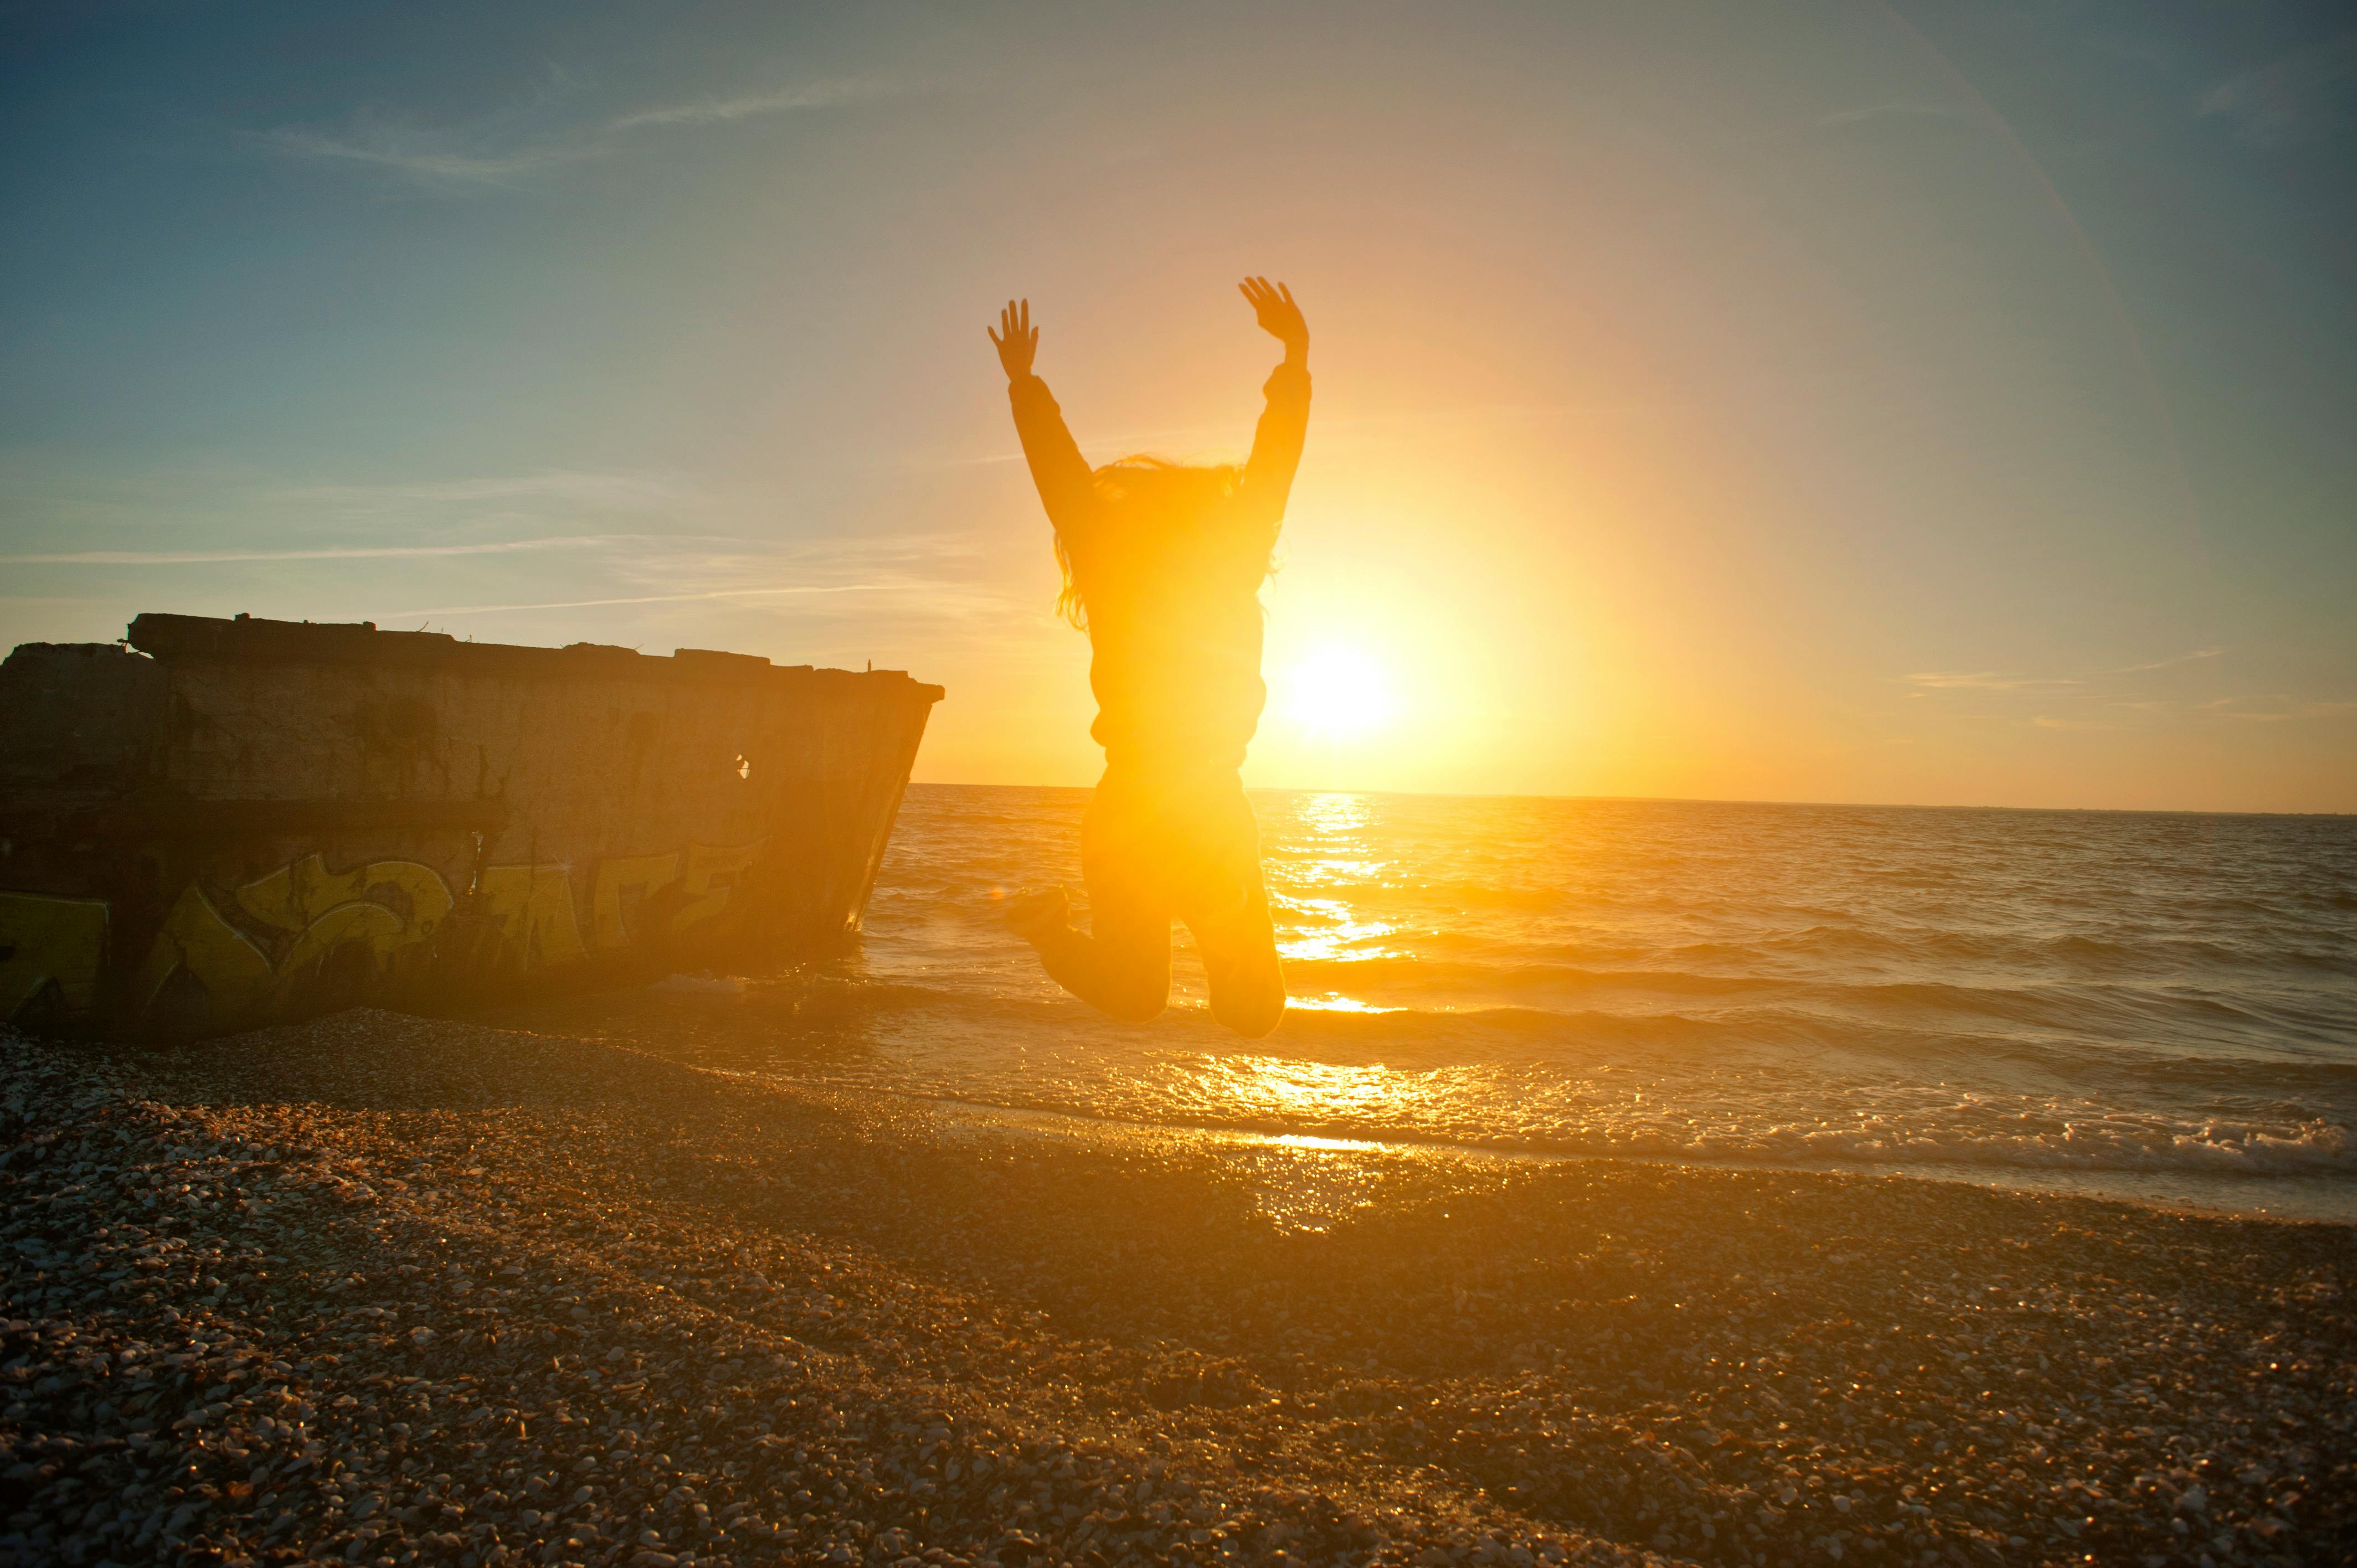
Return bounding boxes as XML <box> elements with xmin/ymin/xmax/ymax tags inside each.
<box><xmin>2</xmin><ymin>1012</ymin><xmax>2352</xmax><ymax>1568</ymax></box>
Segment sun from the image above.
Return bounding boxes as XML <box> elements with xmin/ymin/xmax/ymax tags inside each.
<box><xmin>1283</xmin><ymin>645</ymin><xmax>1398</xmax><ymax>737</ymax></box>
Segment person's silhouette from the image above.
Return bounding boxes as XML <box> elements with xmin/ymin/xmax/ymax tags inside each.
<box><xmin>989</xmin><ymin>278</ymin><xmax>1311</xmax><ymax>1038</ymax></box>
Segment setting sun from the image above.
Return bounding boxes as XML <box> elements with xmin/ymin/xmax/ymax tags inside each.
<box><xmin>1282</xmin><ymin>644</ymin><xmax>1398</xmax><ymax>737</ymax></box>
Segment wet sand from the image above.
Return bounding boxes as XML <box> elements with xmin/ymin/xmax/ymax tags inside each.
<box><xmin>3</xmin><ymin>1012</ymin><xmax>2353</xmax><ymax>1567</ymax></box>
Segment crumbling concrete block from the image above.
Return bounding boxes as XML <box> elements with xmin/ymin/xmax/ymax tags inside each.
<box><xmin>0</xmin><ymin>613</ymin><xmax>941</xmax><ymax>1037</ymax></box>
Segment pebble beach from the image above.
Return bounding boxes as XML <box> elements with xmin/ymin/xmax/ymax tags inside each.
<box><xmin>3</xmin><ymin>1012</ymin><xmax>2353</xmax><ymax>1568</ymax></box>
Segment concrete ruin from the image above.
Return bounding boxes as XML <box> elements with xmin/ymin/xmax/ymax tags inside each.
<box><xmin>0</xmin><ymin>613</ymin><xmax>941</xmax><ymax>1038</ymax></box>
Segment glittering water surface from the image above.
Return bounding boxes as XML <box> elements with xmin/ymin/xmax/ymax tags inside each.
<box><xmin>487</xmin><ymin>786</ymin><xmax>2357</xmax><ymax>1220</ymax></box>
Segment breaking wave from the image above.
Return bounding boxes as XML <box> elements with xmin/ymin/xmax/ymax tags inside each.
<box><xmin>542</xmin><ymin>785</ymin><xmax>2357</xmax><ymax>1216</ymax></box>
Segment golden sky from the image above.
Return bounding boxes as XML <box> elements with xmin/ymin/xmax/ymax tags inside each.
<box><xmin>4</xmin><ymin>3</ymin><xmax>2351</xmax><ymax>811</ymax></box>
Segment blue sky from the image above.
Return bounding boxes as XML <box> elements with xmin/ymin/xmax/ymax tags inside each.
<box><xmin>3</xmin><ymin>1</ymin><xmax>2352</xmax><ymax>809</ymax></box>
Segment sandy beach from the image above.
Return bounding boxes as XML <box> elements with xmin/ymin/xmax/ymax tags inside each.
<box><xmin>3</xmin><ymin>1013</ymin><xmax>2352</xmax><ymax>1568</ymax></box>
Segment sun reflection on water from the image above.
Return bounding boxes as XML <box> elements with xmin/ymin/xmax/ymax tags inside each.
<box><xmin>1296</xmin><ymin>857</ymin><xmax>1390</xmax><ymax>885</ymax></box>
<box><xmin>1265</xmin><ymin>793</ymin><xmax>1415</xmax><ymax>984</ymax></box>
<box><xmin>1301</xmin><ymin>792</ymin><xmax>1371</xmax><ymax>835</ymax></box>
<box><xmin>1284</xmin><ymin>994</ymin><xmax>1398</xmax><ymax>1014</ymax></box>
<box><xmin>1275</xmin><ymin>896</ymin><xmax>1401</xmax><ymax>962</ymax></box>
<box><xmin>1197</xmin><ymin>1054</ymin><xmax>1417</xmax><ymax>1125</ymax></box>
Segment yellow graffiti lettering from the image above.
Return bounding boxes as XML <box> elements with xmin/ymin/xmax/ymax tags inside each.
<box><xmin>671</xmin><ymin>840</ymin><xmax>768</xmax><ymax>932</ymax></box>
<box><xmin>236</xmin><ymin>853</ymin><xmax>452</xmax><ymax>940</ymax></box>
<box><xmin>591</xmin><ymin>853</ymin><xmax>679</xmax><ymax>949</ymax></box>
<box><xmin>132</xmin><ymin>885</ymin><xmax>274</xmax><ymax>1024</ymax></box>
<box><xmin>476</xmin><ymin>865</ymin><xmax>588</xmax><ymax>968</ymax></box>
<box><xmin>270</xmin><ymin>902</ymin><xmax>409</xmax><ymax>1003</ymax></box>
<box><xmin>0</xmin><ymin>893</ymin><xmax>110</xmax><ymax>1021</ymax></box>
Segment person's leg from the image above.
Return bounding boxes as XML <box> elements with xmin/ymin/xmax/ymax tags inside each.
<box><xmin>1176</xmin><ymin>776</ymin><xmax>1286</xmax><ymax>1039</ymax></box>
<box><xmin>1008</xmin><ymin>772</ymin><xmax>1172</xmax><ymax>1022</ymax></box>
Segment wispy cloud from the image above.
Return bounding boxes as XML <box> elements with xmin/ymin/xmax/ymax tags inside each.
<box><xmin>259</xmin><ymin>128</ymin><xmax>594</xmax><ymax>184</ymax></box>
<box><xmin>381</xmin><ymin>526</ymin><xmax>1017</xmax><ymax>625</ymax></box>
<box><xmin>264</xmin><ymin>75</ymin><xmax>900</xmax><ymax>190</ymax></box>
<box><xmin>609</xmin><ymin>80</ymin><xmax>886</xmax><ymax>131</ymax></box>
<box><xmin>0</xmin><ymin>463</ymin><xmax>719</xmax><ymax>596</ymax></box>
<box><xmin>270</xmin><ymin>471</ymin><xmax>689</xmax><ymax>513</ymax></box>
<box><xmin>1904</xmin><ymin>648</ymin><xmax>2349</xmax><ymax>728</ymax></box>
<box><xmin>387</xmin><ymin>583</ymin><xmax>898</xmax><ymax>616</ymax></box>
<box><xmin>2199</xmin><ymin>31</ymin><xmax>2356</xmax><ymax>147</ymax></box>
<box><xmin>2106</xmin><ymin>646</ymin><xmax>2224</xmax><ymax>675</ymax></box>
<box><xmin>1905</xmin><ymin>647</ymin><xmax>2223</xmax><ymax>695</ymax></box>
<box><xmin>0</xmin><ymin>447</ymin><xmax>1023</xmax><ymax>636</ymax></box>
<box><xmin>256</xmin><ymin>69</ymin><xmax>601</xmax><ymax>188</ymax></box>
<box><xmin>1903</xmin><ymin>670</ymin><xmax>2078</xmax><ymax>693</ymax></box>
<box><xmin>0</xmin><ymin>535</ymin><xmax>633</xmax><ymax>566</ymax></box>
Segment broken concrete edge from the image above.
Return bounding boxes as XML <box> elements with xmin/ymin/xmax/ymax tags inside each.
<box><xmin>116</xmin><ymin>612</ymin><xmax>945</xmax><ymax>701</ymax></box>
<box><xmin>1</xmin><ymin>611</ymin><xmax>943</xmax><ymax>1039</ymax></box>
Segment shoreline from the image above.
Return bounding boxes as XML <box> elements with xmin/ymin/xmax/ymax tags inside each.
<box><xmin>4</xmin><ymin>1009</ymin><xmax>2354</xmax><ymax>1567</ymax></box>
<box><xmin>885</xmin><ymin>1096</ymin><xmax>2357</xmax><ymax>1227</ymax></box>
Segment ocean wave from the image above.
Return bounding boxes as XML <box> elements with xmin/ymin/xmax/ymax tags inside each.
<box><xmin>665</xmin><ymin>967</ymin><xmax>2357</xmax><ymax>1104</ymax></box>
<box><xmin>1268</xmin><ymin>956</ymin><xmax>2350</xmax><ymax>1044</ymax></box>
<box><xmin>667</xmin><ymin>785</ymin><xmax>2357</xmax><ymax>1206</ymax></box>
<box><xmin>1273</xmin><ymin>954</ymin><xmax>1781</xmax><ymax>999</ymax></box>
<box><xmin>907</xmin><ymin>1084</ymin><xmax>2357</xmax><ymax>1181</ymax></box>
<box><xmin>1669</xmin><ymin>1115</ymin><xmax>2357</xmax><ymax>1176</ymax></box>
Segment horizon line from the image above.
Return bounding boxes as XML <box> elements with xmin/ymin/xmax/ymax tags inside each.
<box><xmin>904</xmin><ymin>778</ymin><xmax>2354</xmax><ymax>819</ymax></box>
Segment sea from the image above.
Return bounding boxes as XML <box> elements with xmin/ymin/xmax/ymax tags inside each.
<box><xmin>493</xmin><ymin>786</ymin><xmax>2357</xmax><ymax>1223</ymax></box>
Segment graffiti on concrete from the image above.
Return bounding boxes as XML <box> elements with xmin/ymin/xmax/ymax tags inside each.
<box><xmin>134</xmin><ymin>854</ymin><xmax>454</xmax><ymax>1026</ymax></box>
<box><xmin>0</xmin><ymin>893</ymin><xmax>110</xmax><ymax>1022</ymax></box>
<box><xmin>476</xmin><ymin>864</ymin><xmax>588</xmax><ymax>967</ymax></box>
<box><xmin>128</xmin><ymin>884</ymin><xmax>271</xmax><ymax>1028</ymax></box>
<box><xmin>589</xmin><ymin>840</ymin><xmax>768</xmax><ymax>950</ymax></box>
<box><xmin>674</xmin><ymin>840</ymin><xmax>767</xmax><ymax>933</ymax></box>
<box><xmin>1</xmin><ymin>839</ymin><xmax>770</xmax><ymax>1026</ymax></box>
<box><xmin>591</xmin><ymin>854</ymin><xmax>682</xmax><ymax>952</ymax></box>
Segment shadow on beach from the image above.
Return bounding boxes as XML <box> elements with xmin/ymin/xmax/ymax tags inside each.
<box><xmin>4</xmin><ymin>1009</ymin><xmax>2353</xmax><ymax>1565</ymax></box>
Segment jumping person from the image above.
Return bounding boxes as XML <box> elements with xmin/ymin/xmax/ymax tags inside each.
<box><xmin>987</xmin><ymin>278</ymin><xmax>1311</xmax><ymax>1039</ymax></box>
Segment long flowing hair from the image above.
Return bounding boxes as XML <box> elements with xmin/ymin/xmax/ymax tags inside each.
<box><xmin>1057</xmin><ymin>456</ymin><xmax>1265</xmax><ymax>630</ymax></box>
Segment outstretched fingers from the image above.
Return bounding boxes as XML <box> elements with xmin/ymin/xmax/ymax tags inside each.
<box><xmin>1239</xmin><ymin>276</ymin><xmax>1297</xmax><ymax>312</ymax></box>
<box><xmin>989</xmin><ymin>298</ymin><xmax>1040</xmax><ymax>375</ymax></box>
<box><xmin>991</xmin><ymin>298</ymin><xmax>1035</xmax><ymax>342</ymax></box>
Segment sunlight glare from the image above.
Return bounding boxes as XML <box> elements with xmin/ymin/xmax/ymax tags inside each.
<box><xmin>1283</xmin><ymin>646</ymin><xmax>1399</xmax><ymax>737</ymax></box>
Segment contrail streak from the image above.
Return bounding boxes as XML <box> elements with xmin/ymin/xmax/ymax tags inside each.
<box><xmin>1</xmin><ymin>536</ymin><xmax>628</xmax><ymax>566</ymax></box>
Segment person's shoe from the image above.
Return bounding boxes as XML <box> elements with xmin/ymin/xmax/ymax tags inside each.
<box><xmin>1001</xmin><ymin>885</ymin><xmax>1071</xmax><ymax>941</ymax></box>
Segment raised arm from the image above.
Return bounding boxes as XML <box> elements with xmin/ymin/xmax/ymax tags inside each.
<box><xmin>1238</xmin><ymin>277</ymin><xmax>1311</xmax><ymax>518</ymax></box>
<box><xmin>990</xmin><ymin>298</ymin><xmax>1095</xmax><ymax>538</ymax></box>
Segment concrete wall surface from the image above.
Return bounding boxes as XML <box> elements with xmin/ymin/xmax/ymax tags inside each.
<box><xmin>0</xmin><ymin>614</ymin><xmax>941</xmax><ymax>1038</ymax></box>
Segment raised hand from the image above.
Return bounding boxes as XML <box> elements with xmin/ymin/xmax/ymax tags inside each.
<box><xmin>987</xmin><ymin>298</ymin><xmax>1039</xmax><ymax>381</ymax></box>
<box><xmin>1238</xmin><ymin>276</ymin><xmax>1308</xmax><ymax>359</ymax></box>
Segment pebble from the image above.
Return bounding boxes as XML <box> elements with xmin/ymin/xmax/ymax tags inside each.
<box><xmin>1</xmin><ymin>1011</ymin><xmax>2352</xmax><ymax>1567</ymax></box>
